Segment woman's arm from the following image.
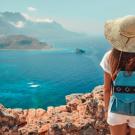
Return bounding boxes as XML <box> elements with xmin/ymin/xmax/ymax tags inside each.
<box><xmin>103</xmin><ymin>71</ymin><xmax>112</xmax><ymax>113</ymax></box>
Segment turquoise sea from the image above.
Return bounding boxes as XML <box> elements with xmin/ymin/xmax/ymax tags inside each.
<box><xmin>0</xmin><ymin>37</ymin><xmax>110</xmax><ymax>109</ymax></box>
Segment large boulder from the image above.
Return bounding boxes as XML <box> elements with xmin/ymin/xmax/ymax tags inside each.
<box><xmin>0</xmin><ymin>85</ymin><xmax>111</xmax><ymax>135</ymax></box>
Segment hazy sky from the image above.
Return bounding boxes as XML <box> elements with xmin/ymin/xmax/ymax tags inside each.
<box><xmin>0</xmin><ymin>0</ymin><xmax>135</xmax><ymax>35</ymax></box>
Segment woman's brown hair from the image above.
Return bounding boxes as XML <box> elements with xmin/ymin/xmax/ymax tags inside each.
<box><xmin>109</xmin><ymin>48</ymin><xmax>135</xmax><ymax>80</ymax></box>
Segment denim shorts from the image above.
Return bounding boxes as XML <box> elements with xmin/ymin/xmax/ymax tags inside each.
<box><xmin>107</xmin><ymin>110</ymin><xmax>135</xmax><ymax>128</ymax></box>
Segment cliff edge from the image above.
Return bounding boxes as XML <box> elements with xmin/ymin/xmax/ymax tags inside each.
<box><xmin>0</xmin><ymin>85</ymin><xmax>110</xmax><ymax>135</ymax></box>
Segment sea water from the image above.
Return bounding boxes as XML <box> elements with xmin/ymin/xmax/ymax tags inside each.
<box><xmin>0</xmin><ymin>37</ymin><xmax>110</xmax><ymax>109</ymax></box>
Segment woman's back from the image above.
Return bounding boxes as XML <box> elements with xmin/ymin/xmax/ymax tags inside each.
<box><xmin>101</xmin><ymin>15</ymin><xmax>135</xmax><ymax>135</ymax></box>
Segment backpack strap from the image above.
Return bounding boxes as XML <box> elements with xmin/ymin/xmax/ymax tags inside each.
<box><xmin>111</xmin><ymin>79</ymin><xmax>114</xmax><ymax>95</ymax></box>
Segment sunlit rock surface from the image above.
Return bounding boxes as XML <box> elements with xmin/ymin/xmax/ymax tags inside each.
<box><xmin>0</xmin><ymin>85</ymin><xmax>111</xmax><ymax>135</ymax></box>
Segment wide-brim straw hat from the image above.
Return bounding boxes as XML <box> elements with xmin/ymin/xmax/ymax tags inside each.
<box><xmin>104</xmin><ymin>15</ymin><xmax>135</xmax><ymax>52</ymax></box>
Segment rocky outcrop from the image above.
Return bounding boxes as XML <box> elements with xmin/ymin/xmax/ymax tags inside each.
<box><xmin>0</xmin><ymin>85</ymin><xmax>110</xmax><ymax>135</ymax></box>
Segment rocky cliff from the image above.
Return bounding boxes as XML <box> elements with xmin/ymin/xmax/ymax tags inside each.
<box><xmin>0</xmin><ymin>85</ymin><xmax>110</xmax><ymax>135</ymax></box>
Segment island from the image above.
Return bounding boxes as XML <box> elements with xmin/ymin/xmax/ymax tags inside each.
<box><xmin>0</xmin><ymin>35</ymin><xmax>52</xmax><ymax>50</ymax></box>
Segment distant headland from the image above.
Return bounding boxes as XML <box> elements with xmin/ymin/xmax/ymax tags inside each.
<box><xmin>0</xmin><ymin>35</ymin><xmax>52</xmax><ymax>50</ymax></box>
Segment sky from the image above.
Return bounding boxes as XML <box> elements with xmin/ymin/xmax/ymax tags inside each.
<box><xmin>0</xmin><ymin>0</ymin><xmax>135</xmax><ymax>36</ymax></box>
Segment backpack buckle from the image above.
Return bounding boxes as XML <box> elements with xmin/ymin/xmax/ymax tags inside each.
<box><xmin>116</xmin><ymin>87</ymin><xmax>122</xmax><ymax>92</ymax></box>
<box><xmin>125</xmin><ymin>87</ymin><xmax>130</xmax><ymax>92</ymax></box>
<box><xmin>114</xmin><ymin>86</ymin><xmax>135</xmax><ymax>93</ymax></box>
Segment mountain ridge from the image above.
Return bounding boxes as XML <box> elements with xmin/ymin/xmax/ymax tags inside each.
<box><xmin>0</xmin><ymin>12</ymin><xmax>88</xmax><ymax>43</ymax></box>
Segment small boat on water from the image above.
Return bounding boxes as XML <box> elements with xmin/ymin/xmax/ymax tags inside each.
<box><xmin>75</xmin><ymin>48</ymin><xmax>86</xmax><ymax>54</ymax></box>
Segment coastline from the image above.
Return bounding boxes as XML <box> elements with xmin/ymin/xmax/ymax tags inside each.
<box><xmin>0</xmin><ymin>47</ymin><xmax>56</xmax><ymax>51</ymax></box>
<box><xmin>0</xmin><ymin>85</ymin><xmax>110</xmax><ymax>135</ymax></box>
<box><xmin>0</xmin><ymin>47</ymin><xmax>68</xmax><ymax>53</ymax></box>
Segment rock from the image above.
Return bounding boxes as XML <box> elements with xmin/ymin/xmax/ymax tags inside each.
<box><xmin>0</xmin><ymin>104</ymin><xmax>5</xmax><ymax>110</ymax></box>
<box><xmin>38</xmin><ymin>123</ymin><xmax>50</xmax><ymax>134</ymax></box>
<box><xmin>55</xmin><ymin>105</ymin><xmax>67</xmax><ymax>113</ymax></box>
<box><xmin>67</xmin><ymin>98</ymin><xmax>82</xmax><ymax>111</ymax></box>
<box><xmin>0</xmin><ymin>85</ymin><xmax>112</xmax><ymax>135</ymax></box>
<box><xmin>79</xmin><ymin>123</ymin><xmax>97</xmax><ymax>135</ymax></box>
<box><xmin>66</xmin><ymin>94</ymin><xmax>83</xmax><ymax>103</ymax></box>
<box><xmin>47</xmin><ymin>106</ymin><xmax>55</xmax><ymax>115</ymax></box>
<box><xmin>36</xmin><ymin>109</ymin><xmax>46</xmax><ymax>118</ymax></box>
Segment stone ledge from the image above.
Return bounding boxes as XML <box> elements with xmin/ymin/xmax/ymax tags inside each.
<box><xmin>0</xmin><ymin>85</ymin><xmax>111</xmax><ymax>135</ymax></box>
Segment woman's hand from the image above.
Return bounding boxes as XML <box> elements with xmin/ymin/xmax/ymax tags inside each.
<box><xmin>104</xmin><ymin>108</ymin><xmax>108</xmax><ymax>120</ymax></box>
